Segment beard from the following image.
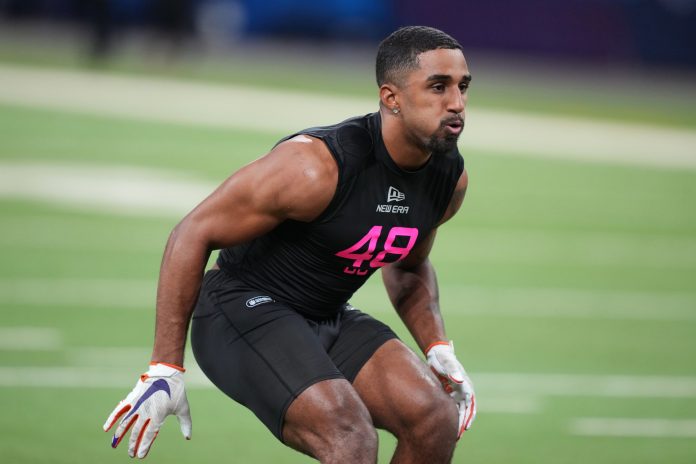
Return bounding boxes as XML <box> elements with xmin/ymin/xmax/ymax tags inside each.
<box><xmin>424</xmin><ymin>116</ymin><xmax>464</xmax><ymax>153</ymax></box>
<box><xmin>425</xmin><ymin>131</ymin><xmax>460</xmax><ymax>153</ymax></box>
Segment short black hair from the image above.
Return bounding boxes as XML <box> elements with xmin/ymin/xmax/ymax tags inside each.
<box><xmin>376</xmin><ymin>26</ymin><xmax>462</xmax><ymax>86</ymax></box>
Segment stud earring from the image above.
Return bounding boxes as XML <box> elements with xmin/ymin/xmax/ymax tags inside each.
<box><xmin>392</xmin><ymin>107</ymin><xmax>400</xmax><ymax>114</ymax></box>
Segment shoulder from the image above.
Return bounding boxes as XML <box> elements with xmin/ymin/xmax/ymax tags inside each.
<box><xmin>255</xmin><ymin>115</ymin><xmax>375</xmax><ymax>221</ymax></box>
<box><xmin>270</xmin><ymin>134</ymin><xmax>337</xmax><ymax>181</ymax></box>
<box><xmin>299</xmin><ymin>114</ymin><xmax>375</xmax><ymax>167</ymax></box>
<box><xmin>260</xmin><ymin>134</ymin><xmax>339</xmax><ymax>221</ymax></box>
<box><xmin>174</xmin><ymin>135</ymin><xmax>338</xmax><ymax>246</ymax></box>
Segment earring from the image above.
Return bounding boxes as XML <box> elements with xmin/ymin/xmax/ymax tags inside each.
<box><xmin>392</xmin><ymin>107</ymin><xmax>400</xmax><ymax>114</ymax></box>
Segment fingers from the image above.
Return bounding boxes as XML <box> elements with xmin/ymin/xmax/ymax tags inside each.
<box><xmin>456</xmin><ymin>394</ymin><xmax>477</xmax><ymax>439</ymax></box>
<box><xmin>431</xmin><ymin>351</ymin><xmax>465</xmax><ymax>384</ymax></box>
<box><xmin>111</xmin><ymin>413</ymin><xmax>138</xmax><ymax>449</ymax></box>
<box><xmin>464</xmin><ymin>394</ymin><xmax>477</xmax><ymax>430</ymax></box>
<box><xmin>437</xmin><ymin>355</ymin><xmax>465</xmax><ymax>382</ymax></box>
<box><xmin>128</xmin><ymin>418</ymin><xmax>151</xmax><ymax>458</ymax></box>
<box><xmin>139</xmin><ymin>430</ymin><xmax>160</xmax><ymax>459</ymax></box>
<box><xmin>103</xmin><ymin>403</ymin><xmax>131</xmax><ymax>432</ymax></box>
<box><xmin>177</xmin><ymin>410</ymin><xmax>192</xmax><ymax>440</ymax></box>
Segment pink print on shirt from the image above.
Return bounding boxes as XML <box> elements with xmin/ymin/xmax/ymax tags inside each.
<box><xmin>336</xmin><ymin>226</ymin><xmax>419</xmax><ymax>275</ymax></box>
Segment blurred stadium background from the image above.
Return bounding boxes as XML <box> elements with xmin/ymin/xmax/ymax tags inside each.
<box><xmin>0</xmin><ymin>1</ymin><xmax>695</xmax><ymax>463</ymax></box>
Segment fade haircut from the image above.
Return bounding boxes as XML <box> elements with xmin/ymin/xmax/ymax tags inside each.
<box><xmin>376</xmin><ymin>26</ymin><xmax>462</xmax><ymax>87</ymax></box>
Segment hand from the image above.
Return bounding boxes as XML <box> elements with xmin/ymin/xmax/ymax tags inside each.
<box><xmin>103</xmin><ymin>362</ymin><xmax>192</xmax><ymax>458</ymax></box>
<box><xmin>426</xmin><ymin>341</ymin><xmax>476</xmax><ymax>438</ymax></box>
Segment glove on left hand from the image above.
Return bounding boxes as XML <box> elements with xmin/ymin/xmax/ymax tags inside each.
<box><xmin>426</xmin><ymin>341</ymin><xmax>476</xmax><ymax>438</ymax></box>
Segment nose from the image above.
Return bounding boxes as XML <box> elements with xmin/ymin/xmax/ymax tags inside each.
<box><xmin>448</xmin><ymin>87</ymin><xmax>466</xmax><ymax>114</ymax></box>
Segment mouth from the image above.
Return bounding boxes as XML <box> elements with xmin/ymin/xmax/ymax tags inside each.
<box><xmin>443</xmin><ymin>118</ymin><xmax>464</xmax><ymax>135</ymax></box>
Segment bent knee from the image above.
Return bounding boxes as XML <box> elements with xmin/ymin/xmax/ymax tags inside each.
<box><xmin>397</xmin><ymin>391</ymin><xmax>459</xmax><ymax>445</ymax></box>
<box><xmin>287</xmin><ymin>405</ymin><xmax>378</xmax><ymax>461</ymax></box>
<box><xmin>330</xmin><ymin>410</ymin><xmax>378</xmax><ymax>450</ymax></box>
<box><xmin>283</xmin><ymin>381</ymin><xmax>378</xmax><ymax>461</ymax></box>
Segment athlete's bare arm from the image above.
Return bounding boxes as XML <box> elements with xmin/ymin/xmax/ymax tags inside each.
<box><xmin>381</xmin><ymin>169</ymin><xmax>468</xmax><ymax>351</ymax></box>
<box><xmin>150</xmin><ymin>135</ymin><xmax>338</xmax><ymax>366</ymax></box>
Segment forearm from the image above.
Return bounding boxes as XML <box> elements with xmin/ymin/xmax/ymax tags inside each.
<box><xmin>151</xmin><ymin>222</ymin><xmax>211</xmax><ymax>367</ymax></box>
<box><xmin>382</xmin><ymin>258</ymin><xmax>447</xmax><ymax>353</ymax></box>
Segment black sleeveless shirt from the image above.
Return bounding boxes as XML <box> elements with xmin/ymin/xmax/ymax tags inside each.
<box><xmin>218</xmin><ymin>112</ymin><xmax>464</xmax><ymax>317</ymax></box>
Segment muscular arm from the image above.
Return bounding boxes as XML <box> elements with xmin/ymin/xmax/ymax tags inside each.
<box><xmin>150</xmin><ymin>136</ymin><xmax>337</xmax><ymax>366</ymax></box>
<box><xmin>381</xmin><ymin>169</ymin><xmax>468</xmax><ymax>353</ymax></box>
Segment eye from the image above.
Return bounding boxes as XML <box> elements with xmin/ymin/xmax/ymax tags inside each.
<box><xmin>459</xmin><ymin>83</ymin><xmax>469</xmax><ymax>93</ymax></box>
<box><xmin>431</xmin><ymin>83</ymin><xmax>445</xmax><ymax>92</ymax></box>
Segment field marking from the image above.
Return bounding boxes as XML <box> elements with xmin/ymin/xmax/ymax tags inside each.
<box><xmin>0</xmin><ymin>327</ymin><xmax>62</xmax><ymax>350</ymax></box>
<box><xmin>3</xmin><ymin>159</ymin><xmax>695</xmax><ymax>273</ymax></box>
<box><xmin>477</xmin><ymin>373</ymin><xmax>696</xmax><ymax>398</ymax></box>
<box><xmin>570</xmin><ymin>418</ymin><xmax>696</xmax><ymax>438</ymax></box>
<box><xmin>0</xmin><ymin>215</ymin><xmax>164</xmax><ymax>252</ymax></box>
<box><xmin>479</xmin><ymin>396</ymin><xmax>542</xmax><ymax>414</ymax></box>
<box><xmin>1</xmin><ymin>363</ymin><xmax>695</xmax><ymax>398</ymax></box>
<box><xmin>1</xmin><ymin>277</ymin><xmax>695</xmax><ymax>322</ymax></box>
<box><xmin>1</xmin><ymin>63</ymin><xmax>696</xmax><ymax>169</ymax></box>
<box><xmin>0</xmin><ymin>161</ymin><xmax>216</xmax><ymax>218</ymax></box>
<box><xmin>1</xmin><ymin>276</ymin><xmax>694</xmax><ymax>321</ymax></box>
<box><xmin>446</xmin><ymin>305</ymin><xmax>696</xmax><ymax>321</ymax></box>
<box><xmin>438</xmin><ymin>228</ymin><xmax>696</xmax><ymax>270</ymax></box>
<box><xmin>0</xmin><ymin>278</ymin><xmax>156</xmax><ymax>309</ymax></box>
<box><xmin>2</xmin><ymin>159</ymin><xmax>695</xmax><ymax>273</ymax></box>
<box><xmin>356</xmin><ymin>283</ymin><xmax>696</xmax><ymax>321</ymax></box>
<box><xmin>440</xmin><ymin>285</ymin><xmax>696</xmax><ymax>321</ymax></box>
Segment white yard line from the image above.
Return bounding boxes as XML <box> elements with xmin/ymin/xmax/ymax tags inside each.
<box><xmin>1</xmin><ymin>276</ymin><xmax>694</xmax><ymax>321</ymax></box>
<box><xmin>0</xmin><ymin>364</ymin><xmax>216</xmax><ymax>389</ymax></box>
<box><xmin>476</xmin><ymin>373</ymin><xmax>696</xmax><ymax>398</ymax></box>
<box><xmin>441</xmin><ymin>285</ymin><xmax>696</xmax><ymax>321</ymax></box>
<box><xmin>2</xmin><ymin>159</ymin><xmax>694</xmax><ymax>275</ymax></box>
<box><xmin>570</xmin><ymin>418</ymin><xmax>696</xmax><ymax>438</ymax></box>
<box><xmin>438</xmin><ymin>229</ymin><xmax>696</xmax><ymax>270</ymax></box>
<box><xmin>1</xmin><ymin>64</ymin><xmax>696</xmax><ymax>169</ymax></box>
<box><xmin>0</xmin><ymin>277</ymin><xmax>692</xmax><ymax>321</ymax></box>
<box><xmin>4</xmin><ymin>346</ymin><xmax>696</xmax><ymax>399</ymax></box>
<box><xmin>0</xmin><ymin>327</ymin><xmax>62</xmax><ymax>350</ymax></box>
<box><xmin>0</xmin><ymin>278</ymin><xmax>156</xmax><ymax>309</ymax></box>
<box><xmin>356</xmin><ymin>283</ymin><xmax>696</xmax><ymax>321</ymax></box>
<box><xmin>1</xmin><ymin>363</ymin><xmax>695</xmax><ymax>398</ymax></box>
<box><xmin>2</xmin><ymin>344</ymin><xmax>694</xmax><ymax>414</ymax></box>
<box><xmin>479</xmin><ymin>397</ymin><xmax>542</xmax><ymax>414</ymax></box>
<box><xmin>3</xmin><ymin>161</ymin><xmax>694</xmax><ymax>272</ymax></box>
<box><xmin>446</xmin><ymin>305</ymin><xmax>696</xmax><ymax>321</ymax></box>
<box><xmin>0</xmin><ymin>161</ymin><xmax>216</xmax><ymax>218</ymax></box>
<box><xmin>5</xmin><ymin>362</ymin><xmax>696</xmax><ymax>430</ymax></box>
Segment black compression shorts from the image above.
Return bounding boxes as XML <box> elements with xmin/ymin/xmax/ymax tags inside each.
<box><xmin>190</xmin><ymin>269</ymin><xmax>398</xmax><ymax>441</ymax></box>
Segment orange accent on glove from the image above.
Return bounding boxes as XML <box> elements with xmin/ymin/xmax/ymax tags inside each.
<box><xmin>424</xmin><ymin>340</ymin><xmax>450</xmax><ymax>355</ymax></box>
<box><xmin>149</xmin><ymin>361</ymin><xmax>185</xmax><ymax>372</ymax></box>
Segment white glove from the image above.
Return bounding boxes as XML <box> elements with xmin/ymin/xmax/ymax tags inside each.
<box><xmin>103</xmin><ymin>362</ymin><xmax>192</xmax><ymax>459</ymax></box>
<box><xmin>426</xmin><ymin>341</ymin><xmax>476</xmax><ymax>438</ymax></box>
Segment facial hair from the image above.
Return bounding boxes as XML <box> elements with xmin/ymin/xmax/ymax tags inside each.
<box><xmin>425</xmin><ymin>115</ymin><xmax>464</xmax><ymax>154</ymax></box>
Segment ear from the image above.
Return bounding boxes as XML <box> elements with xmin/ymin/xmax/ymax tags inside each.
<box><xmin>379</xmin><ymin>84</ymin><xmax>399</xmax><ymax>110</ymax></box>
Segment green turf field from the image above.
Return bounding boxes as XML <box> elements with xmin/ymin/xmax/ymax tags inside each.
<box><xmin>0</xmin><ymin>51</ymin><xmax>695</xmax><ymax>464</ymax></box>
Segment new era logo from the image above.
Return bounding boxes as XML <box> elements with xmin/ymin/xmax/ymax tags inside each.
<box><xmin>387</xmin><ymin>186</ymin><xmax>405</xmax><ymax>202</ymax></box>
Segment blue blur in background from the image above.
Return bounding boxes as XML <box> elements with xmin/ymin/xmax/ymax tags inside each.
<box><xmin>1</xmin><ymin>0</ymin><xmax>695</xmax><ymax>67</ymax></box>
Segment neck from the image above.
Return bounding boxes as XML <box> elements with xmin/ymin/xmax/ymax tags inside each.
<box><xmin>379</xmin><ymin>108</ymin><xmax>432</xmax><ymax>171</ymax></box>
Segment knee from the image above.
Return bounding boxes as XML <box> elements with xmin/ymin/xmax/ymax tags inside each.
<box><xmin>286</xmin><ymin>401</ymin><xmax>377</xmax><ymax>462</ymax></box>
<box><xmin>326</xmin><ymin>408</ymin><xmax>378</xmax><ymax>457</ymax></box>
<box><xmin>398</xmin><ymin>391</ymin><xmax>459</xmax><ymax>449</ymax></box>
